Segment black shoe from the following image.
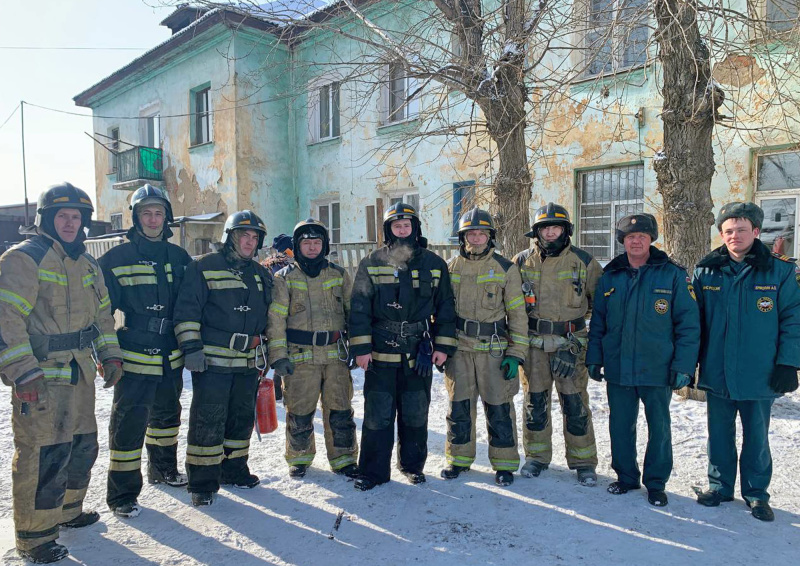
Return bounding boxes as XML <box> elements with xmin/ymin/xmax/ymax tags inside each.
<box><xmin>607</xmin><ymin>481</ymin><xmax>641</xmax><ymax>495</ymax></box>
<box><xmin>17</xmin><ymin>542</ymin><xmax>69</xmax><ymax>564</ymax></box>
<box><xmin>401</xmin><ymin>471</ymin><xmax>426</xmax><ymax>485</ymax></box>
<box><xmin>222</xmin><ymin>473</ymin><xmax>260</xmax><ymax>489</ymax></box>
<box><xmin>59</xmin><ymin>511</ymin><xmax>100</xmax><ymax>529</ymax></box>
<box><xmin>289</xmin><ymin>465</ymin><xmax>308</xmax><ymax>478</ymax></box>
<box><xmin>648</xmin><ymin>490</ymin><xmax>668</xmax><ymax>507</ymax></box>
<box><xmin>191</xmin><ymin>492</ymin><xmax>214</xmax><ymax>506</ymax></box>
<box><xmin>111</xmin><ymin>501</ymin><xmax>141</xmax><ymax>519</ymax></box>
<box><xmin>747</xmin><ymin>500</ymin><xmax>775</xmax><ymax>522</ymax></box>
<box><xmin>696</xmin><ymin>489</ymin><xmax>734</xmax><ymax>507</ymax></box>
<box><xmin>576</xmin><ymin>467</ymin><xmax>598</xmax><ymax>487</ymax></box>
<box><xmin>520</xmin><ymin>460</ymin><xmax>549</xmax><ymax>478</ymax></box>
<box><xmin>495</xmin><ymin>471</ymin><xmax>514</xmax><ymax>486</ymax></box>
<box><xmin>148</xmin><ymin>468</ymin><xmax>188</xmax><ymax>487</ymax></box>
<box><xmin>440</xmin><ymin>465</ymin><xmax>470</xmax><ymax>480</ymax></box>
<box><xmin>354</xmin><ymin>477</ymin><xmax>378</xmax><ymax>491</ymax></box>
<box><xmin>334</xmin><ymin>464</ymin><xmax>360</xmax><ymax>478</ymax></box>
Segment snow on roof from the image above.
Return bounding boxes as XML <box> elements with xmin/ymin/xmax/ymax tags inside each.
<box><xmin>256</xmin><ymin>1</ymin><xmax>337</xmax><ymax>20</ymax></box>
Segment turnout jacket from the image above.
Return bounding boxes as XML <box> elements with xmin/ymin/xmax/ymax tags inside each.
<box><xmin>448</xmin><ymin>249</ymin><xmax>528</xmax><ymax>361</ymax></box>
<box><xmin>267</xmin><ymin>262</ymin><xmax>352</xmax><ymax>366</ymax></box>
<box><xmin>0</xmin><ymin>230</ymin><xmax>121</xmax><ymax>387</ymax></box>
<box><xmin>99</xmin><ymin>228</ymin><xmax>192</xmax><ymax>378</ymax></box>
<box><xmin>586</xmin><ymin>247</ymin><xmax>700</xmax><ymax>387</ymax></box>
<box><xmin>174</xmin><ymin>250</ymin><xmax>272</xmax><ymax>373</ymax></box>
<box><xmin>693</xmin><ymin>239</ymin><xmax>800</xmax><ymax>400</ymax></box>
<box><xmin>513</xmin><ymin>244</ymin><xmax>603</xmax><ymax>347</ymax></box>
<box><xmin>349</xmin><ymin>244</ymin><xmax>457</xmax><ymax>367</ymax></box>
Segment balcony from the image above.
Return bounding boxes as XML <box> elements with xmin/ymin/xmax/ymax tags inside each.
<box><xmin>112</xmin><ymin>146</ymin><xmax>163</xmax><ymax>190</ymax></box>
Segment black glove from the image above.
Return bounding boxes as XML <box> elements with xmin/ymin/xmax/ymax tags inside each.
<box><xmin>273</xmin><ymin>373</ymin><xmax>283</xmax><ymax>401</ymax></box>
<box><xmin>769</xmin><ymin>364</ymin><xmax>799</xmax><ymax>394</ymax></box>
<box><xmin>272</xmin><ymin>358</ymin><xmax>295</xmax><ymax>377</ymax></box>
<box><xmin>184</xmin><ymin>350</ymin><xmax>208</xmax><ymax>372</ymax></box>
<box><xmin>551</xmin><ymin>344</ymin><xmax>579</xmax><ymax>379</ymax></box>
<box><xmin>415</xmin><ymin>335</ymin><xmax>434</xmax><ymax>378</ymax></box>
<box><xmin>587</xmin><ymin>364</ymin><xmax>603</xmax><ymax>382</ymax></box>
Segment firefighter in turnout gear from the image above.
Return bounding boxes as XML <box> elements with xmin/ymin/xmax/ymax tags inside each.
<box><xmin>587</xmin><ymin>213</ymin><xmax>700</xmax><ymax>507</ymax></box>
<box><xmin>174</xmin><ymin>210</ymin><xmax>273</xmax><ymax>507</ymax></box>
<box><xmin>267</xmin><ymin>219</ymin><xmax>358</xmax><ymax>479</ymax></box>
<box><xmin>99</xmin><ymin>185</ymin><xmax>192</xmax><ymax>519</ymax></box>
<box><xmin>512</xmin><ymin>203</ymin><xmax>602</xmax><ymax>487</ymax></box>
<box><xmin>0</xmin><ymin>183</ymin><xmax>122</xmax><ymax>564</ymax></box>
<box><xmin>441</xmin><ymin>208</ymin><xmax>528</xmax><ymax>486</ymax></box>
<box><xmin>349</xmin><ymin>202</ymin><xmax>457</xmax><ymax>491</ymax></box>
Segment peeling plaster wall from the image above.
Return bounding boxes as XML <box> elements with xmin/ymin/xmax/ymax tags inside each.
<box><xmin>89</xmin><ymin>30</ymin><xmax>240</xmax><ymax>245</ymax></box>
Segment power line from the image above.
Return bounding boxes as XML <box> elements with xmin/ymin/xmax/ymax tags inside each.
<box><xmin>0</xmin><ymin>104</ymin><xmax>20</xmax><ymax>132</ymax></box>
<box><xmin>0</xmin><ymin>46</ymin><xmax>149</xmax><ymax>51</ymax></box>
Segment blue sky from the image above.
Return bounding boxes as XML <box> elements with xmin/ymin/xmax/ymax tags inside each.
<box><xmin>0</xmin><ymin>0</ymin><xmax>174</xmax><ymax>207</ymax></box>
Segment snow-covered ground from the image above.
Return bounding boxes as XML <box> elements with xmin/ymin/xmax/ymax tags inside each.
<box><xmin>2</xmin><ymin>370</ymin><xmax>798</xmax><ymax>565</ymax></box>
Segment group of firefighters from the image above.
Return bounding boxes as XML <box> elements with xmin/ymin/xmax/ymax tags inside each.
<box><xmin>1</xmin><ymin>181</ymin><xmax>798</xmax><ymax>563</ymax></box>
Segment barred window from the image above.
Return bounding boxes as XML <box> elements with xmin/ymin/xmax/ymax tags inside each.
<box><xmin>578</xmin><ymin>164</ymin><xmax>645</xmax><ymax>261</ymax></box>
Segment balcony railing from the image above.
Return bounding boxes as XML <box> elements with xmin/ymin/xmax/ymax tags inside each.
<box><xmin>115</xmin><ymin>146</ymin><xmax>163</xmax><ymax>183</ymax></box>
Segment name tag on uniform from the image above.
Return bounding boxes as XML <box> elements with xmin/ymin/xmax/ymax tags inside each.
<box><xmin>653</xmin><ymin>288</ymin><xmax>672</xmax><ymax>295</ymax></box>
<box><xmin>753</xmin><ymin>284</ymin><xmax>777</xmax><ymax>291</ymax></box>
<box><xmin>702</xmin><ymin>285</ymin><xmax>721</xmax><ymax>291</ymax></box>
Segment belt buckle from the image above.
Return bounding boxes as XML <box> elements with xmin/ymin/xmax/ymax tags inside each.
<box><xmin>537</xmin><ymin>319</ymin><xmax>553</xmax><ymax>335</ymax></box>
<box><xmin>463</xmin><ymin>318</ymin><xmax>479</xmax><ymax>337</ymax></box>
<box><xmin>158</xmin><ymin>318</ymin><xmax>170</xmax><ymax>335</ymax></box>
<box><xmin>79</xmin><ymin>327</ymin><xmax>95</xmax><ymax>349</ymax></box>
<box><xmin>399</xmin><ymin>321</ymin><xmax>408</xmax><ymax>338</ymax></box>
<box><xmin>229</xmin><ymin>332</ymin><xmax>249</xmax><ymax>352</ymax></box>
<box><xmin>312</xmin><ymin>330</ymin><xmax>326</xmax><ymax>346</ymax></box>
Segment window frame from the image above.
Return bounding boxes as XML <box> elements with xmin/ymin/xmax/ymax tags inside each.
<box><xmin>108</xmin><ymin>126</ymin><xmax>120</xmax><ymax>174</ymax></box>
<box><xmin>315</xmin><ymin>201</ymin><xmax>341</xmax><ymax>244</ymax></box>
<box><xmin>190</xmin><ymin>83</ymin><xmax>212</xmax><ymax>147</ymax></box>
<box><xmin>110</xmin><ymin>213</ymin><xmax>123</xmax><ymax>232</ymax></box>
<box><xmin>381</xmin><ymin>61</ymin><xmax>419</xmax><ymax>125</ymax></box>
<box><xmin>387</xmin><ymin>192</ymin><xmax>420</xmax><ymax>213</ymax></box>
<box><xmin>451</xmin><ymin>181</ymin><xmax>476</xmax><ymax>237</ymax></box>
<box><xmin>754</xmin><ymin>149</ymin><xmax>800</xmax><ymax>258</ymax></box>
<box><xmin>582</xmin><ymin>0</ymin><xmax>650</xmax><ymax>78</ymax></box>
<box><xmin>576</xmin><ymin>163</ymin><xmax>645</xmax><ymax>261</ymax></box>
<box><xmin>764</xmin><ymin>0</ymin><xmax>799</xmax><ymax>34</ymax></box>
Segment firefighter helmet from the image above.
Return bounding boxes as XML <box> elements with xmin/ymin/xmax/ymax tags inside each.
<box><xmin>382</xmin><ymin>201</ymin><xmax>422</xmax><ymax>243</ymax></box>
<box><xmin>222</xmin><ymin>210</ymin><xmax>267</xmax><ymax>250</ymax></box>
<box><xmin>526</xmin><ymin>202</ymin><xmax>573</xmax><ymax>238</ymax></box>
<box><xmin>35</xmin><ymin>182</ymin><xmax>94</xmax><ymax>228</ymax></box>
<box><xmin>292</xmin><ymin>218</ymin><xmax>330</xmax><ymax>257</ymax></box>
<box><xmin>130</xmin><ymin>184</ymin><xmax>174</xmax><ymax>223</ymax></box>
<box><xmin>458</xmin><ymin>207</ymin><xmax>496</xmax><ymax>241</ymax></box>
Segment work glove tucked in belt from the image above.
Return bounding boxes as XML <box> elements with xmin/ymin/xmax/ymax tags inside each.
<box><xmin>551</xmin><ymin>338</ymin><xmax>581</xmax><ymax>379</ymax></box>
<box><xmin>184</xmin><ymin>350</ymin><xmax>209</xmax><ymax>373</ymax></box>
<box><xmin>14</xmin><ymin>371</ymin><xmax>45</xmax><ymax>402</ymax></box>
<box><xmin>272</xmin><ymin>357</ymin><xmax>295</xmax><ymax>377</ymax></box>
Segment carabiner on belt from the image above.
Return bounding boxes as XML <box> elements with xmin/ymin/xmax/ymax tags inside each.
<box><xmin>337</xmin><ymin>335</ymin><xmax>350</xmax><ymax>362</ymax></box>
<box><xmin>488</xmin><ymin>322</ymin><xmax>504</xmax><ymax>359</ymax></box>
<box><xmin>255</xmin><ymin>337</ymin><xmax>268</xmax><ymax>373</ymax></box>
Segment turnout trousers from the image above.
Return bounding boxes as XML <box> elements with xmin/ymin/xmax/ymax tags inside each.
<box><xmin>106</xmin><ymin>369</ymin><xmax>183</xmax><ymax>509</ymax></box>
<box><xmin>185</xmin><ymin>369</ymin><xmax>258</xmax><ymax>494</ymax></box>
<box><xmin>444</xmin><ymin>350</ymin><xmax>520</xmax><ymax>471</ymax></box>
<box><xmin>706</xmin><ymin>392</ymin><xmax>774</xmax><ymax>503</ymax></box>
<box><xmin>520</xmin><ymin>346</ymin><xmax>598</xmax><ymax>469</ymax></box>
<box><xmin>12</xmin><ymin>370</ymin><xmax>98</xmax><ymax>551</ymax></box>
<box><xmin>606</xmin><ymin>382</ymin><xmax>672</xmax><ymax>491</ymax></box>
<box><xmin>282</xmin><ymin>361</ymin><xmax>357</xmax><ymax>470</ymax></box>
<box><xmin>358</xmin><ymin>362</ymin><xmax>432</xmax><ymax>484</ymax></box>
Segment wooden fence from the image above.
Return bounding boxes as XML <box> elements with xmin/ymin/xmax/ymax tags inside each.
<box><xmin>330</xmin><ymin>242</ymin><xmax>459</xmax><ymax>275</ymax></box>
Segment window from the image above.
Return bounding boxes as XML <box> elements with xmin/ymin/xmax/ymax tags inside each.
<box><xmin>110</xmin><ymin>213</ymin><xmax>123</xmax><ymax>232</ymax></box>
<box><xmin>452</xmin><ymin>181</ymin><xmax>476</xmax><ymax>236</ymax></box>
<box><xmin>766</xmin><ymin>0</ymin><xmax>799</xmax><ymax>33</ymax></box>
<box><xmin>382</xmin><ymin>61</ymin><xmax>419</xmax><ymax>124</ymax></box>
<box><xmin>578</xmin><ymin>164</ymin><xmax>645</xmax><ymax>260</ymax></box>
<box><xmin>195</xmin><ymin>238</ymin><xmax>212</xmax><ymax>256</ymax></box>
<box><xmin>389</xmin><ymin>192</ymin><xmax>420</xmax><ymax>212</ymax></box>
<box><xmin>755</xmin><ymin>150</ymin><xmax>800</xmax><ymax>257</ymax></box>
<box><xmin>585</xmin><ymin>0</ymin><xmax>649</xmax><ymax>77</ymax></box>
<box><xmin>141</xmin><ymin>114</ymin><xmax>161</xmax><ymax>148</ymax></box>
<box><xmin>318</xmin><ymin>202</ymin><xmax>341</xmax><ymax>244</ymax></box>
<box><xmin>190</xmin><ymin>84</ymin><xmax>212</xmax><ymax>146</ymax></box>
<box><xmin>366</xmin><ymin>205</ymin><xmax>377</xmax><ymax>242</ymax></box>
<box><xmin>313</xmin><ymin>82</ymin><xmax>340</xmax><ymax>142</ymax></box>
<box><xmin>108</xmin><ymin>127</ymin><xmax>120</xmax><ymax>174</ymax></box>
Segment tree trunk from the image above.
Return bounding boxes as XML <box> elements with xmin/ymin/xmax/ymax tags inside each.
<box><xmin>654</xmin><ymin>0</ymin><xmax>723</xmax><ymax>401</ymax></box>
<box><xmin>492</xmin><ymin>120</ymin><xmax>532</xmax><ymax>254</ymax></box>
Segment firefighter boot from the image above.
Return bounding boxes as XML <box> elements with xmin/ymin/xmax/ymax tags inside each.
<box><xmin>17</xmin><ymin>542</ymin><xmax>69</xmax><ymax>564</ymax></box>
<box><xmin>440</xmin><ymin>465</ymin><xmax>470</xmax><ymax>480</ymax></box>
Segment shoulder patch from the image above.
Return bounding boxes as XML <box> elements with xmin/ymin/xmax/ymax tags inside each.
<box><xmin>771</xmin><ymin>252</ymin><xmax>797</xmax><ymax>264</ymax></box>
<box><xmin>492</xmin><ymin>252</ymin><xmax>514</xmax><ymax>272</ymax></box>
<box><xmin>13</xmin><ymin>236</ymin><xmax>53</xmax><ymax>265</ymax></box>
<box><xmin>569</xmin><ymin>245</ymin><xmax>594</xmax><ymax>267</ymax></box>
